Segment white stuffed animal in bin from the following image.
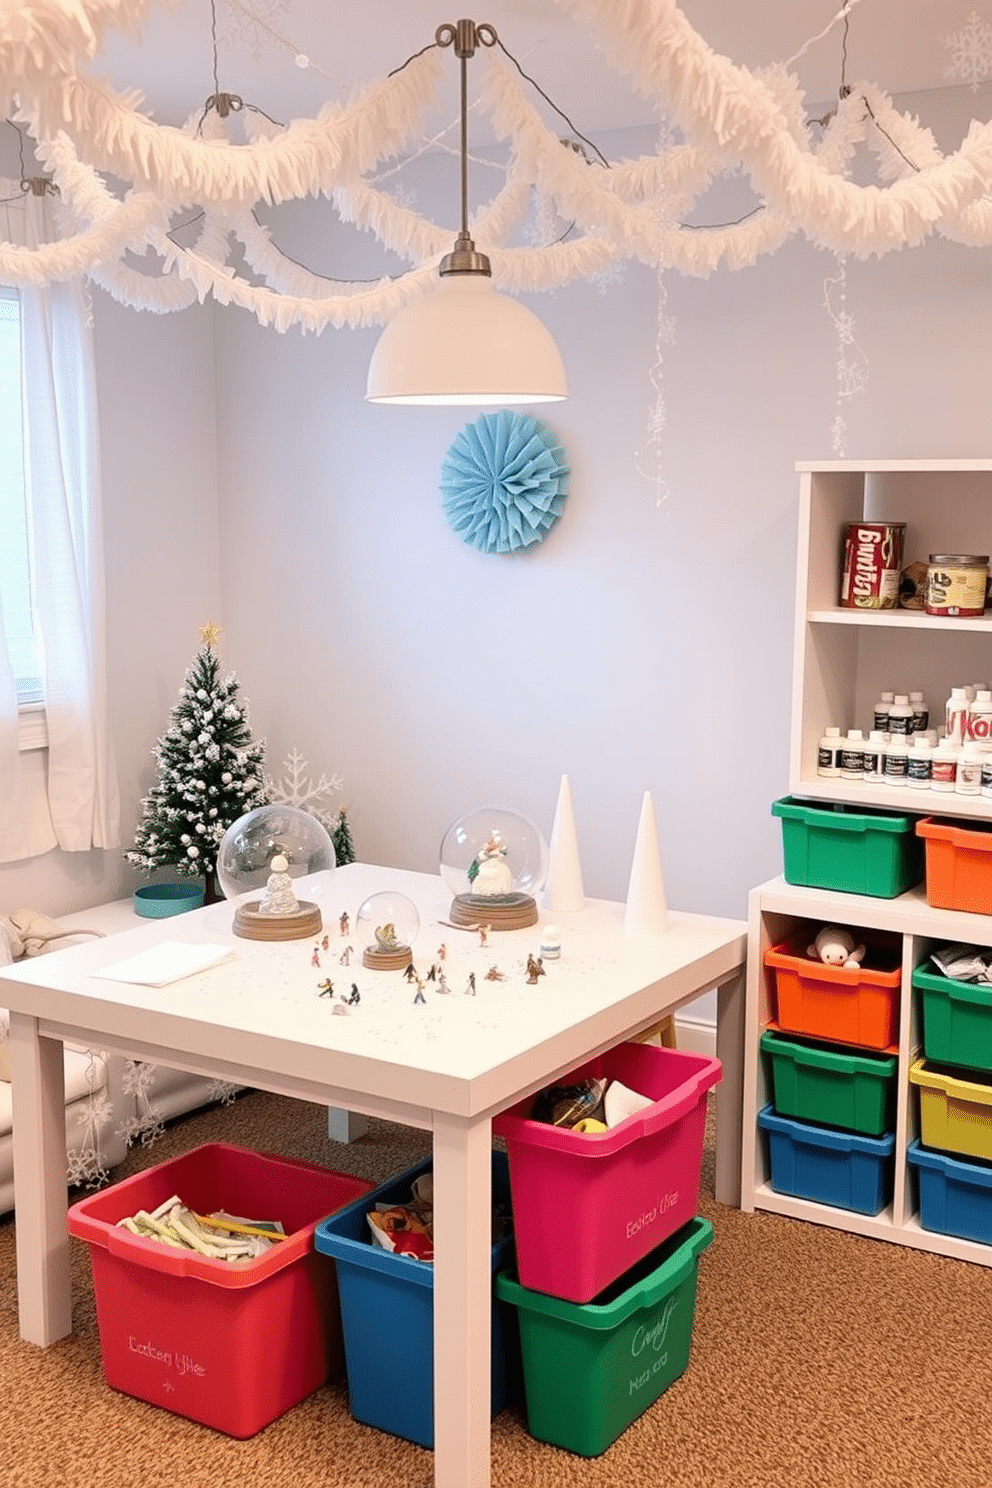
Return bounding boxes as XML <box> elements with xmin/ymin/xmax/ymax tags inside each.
<box><xmin>807</xmin><ymin>925</ymin><xmax>866</xmax><ymax>969</ymax></box>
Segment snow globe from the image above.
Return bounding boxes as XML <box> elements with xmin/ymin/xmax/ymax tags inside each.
<box><xmin>355</xmin><ymin>891</ymin><xmax>420</xmax><ymax>970</ymax></box>
<box><xmin>217</xmin><ymin>804</ymin><xmax>335</xmax><ymax>941</ymax></box>
<box><xmin>439</xmin><ymin>806</ymin><xmax>548</xmax><ymax>930</ymax></box>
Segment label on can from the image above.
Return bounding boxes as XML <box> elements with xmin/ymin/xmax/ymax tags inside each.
<box><xmin>926</xmin><ymin>555</ymin><xmax>988</xmax><ymax>617</ymax></box>
<box><xmin>840</xmin><ymin>523</ymin><xmax>906</xmax><ymax>609</ymax></box>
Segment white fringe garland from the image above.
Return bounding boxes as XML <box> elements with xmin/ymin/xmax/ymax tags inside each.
<box><xmin>3</xmin><ymin>0</ymin><xmax>992</xmax><ymax>330</ymax></box>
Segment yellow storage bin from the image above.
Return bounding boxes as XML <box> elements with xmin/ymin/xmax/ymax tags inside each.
<box><xmin>909</xmin><ymin>1058</ymin><xmax>992</xmax><ymax>1162</ymax></box>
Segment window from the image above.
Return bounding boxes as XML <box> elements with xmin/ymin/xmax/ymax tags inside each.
<box><xmin>0</xmin><ymin>287</ymin><xmax>44</xmax><ymax>709</ymax></box>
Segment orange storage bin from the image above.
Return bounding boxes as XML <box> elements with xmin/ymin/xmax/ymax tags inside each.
<box><xmin>916</xmin><ymin>817</ymin><xmax>992</xmax><ymax>915</ymax></box>
<box><xmin>764</xmin><ymin>933</ymin><xmax>901</xmax><ymax>1051</ymax></box>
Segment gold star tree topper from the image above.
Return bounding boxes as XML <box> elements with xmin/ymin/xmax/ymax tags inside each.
<box><xmin>199</xmin><ymin>621</ymin><xmax>223</xmax><ymax>648</ymax></box>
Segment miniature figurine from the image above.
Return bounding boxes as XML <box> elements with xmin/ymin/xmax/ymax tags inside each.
<box><xmin>437</xmin><ymin>970</ymin><xmax>450</xmax><ymax>994</ymax></box>
<box><xmin>347</xmin><ymin>984</ymin><xmax>361</xmax><ymax>1006</ymax></box>
<box><xmin>339</xmin><ymin>945</ymin><xmax>353</xmax><ymax>966</ymax></box>
<box><xmin>466</xmin><ymin>972</ymin><xmax>477</xmax><ymax>996</ymax></box>
<box><xmin>485</xmin><ymin>965</ymin><xmax>505</xmax><ymax>982</ymax></box>
<box><xmin>258</xmin><ymin>853</ymin><xmax>299</xmax><ymax>916</ymax></box>
<box><xmin>403</xmin><ymin>963</ymin><xmax>417</xmax><ymax>983</ymax></box>
<box><xmin>339</xmin><ymin>911</ymin><xmax>350</xmax><ymax>936</ymax></box>
<box><xmin>807</xmin><ymin>926</ymin><xmax>866</xmax><ymax>969</ymax></box>
<box><xmin>469</xmin><ymin>836</ymin><xmax>514</xmax><ymax>897</ymax></box>
<box><xmin>311</xmin><ymin>946</ymin><xmax>321</xmax><ymax>968</ymax></box>
<box><xmin>478</xmin><ymin>924</ymin><xmax>491</xmax><ymax>948</ymax></box>
<box><xmin>317</xmin><ymin>978</ymin><xmax>334</xmax><ymax>998</ymax></box>
<box><xmin>322</xmin><ymin>935</ymin><xmax>329</xmax><ymax>951</ymax></box>
<box><xmin>437</xmin><ymin>943</ymin><xmax>447</xmax><ymax>961</ymax></box>
<box><xmin>413</xmin><ymin>981</ymin><xmax>427</xmax><ymax>1005</ymax></box>
<box><xmin>526</xmin><ymin>953</ymin><xmax>546</xmax><ymax>985</ymax></box>
<box><xmin>427</xmin><ymin>962</ymin><xmax>438</xmax><ymax>982</ymax></box>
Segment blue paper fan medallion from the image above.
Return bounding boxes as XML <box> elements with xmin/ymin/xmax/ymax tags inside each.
<box><xmin>440</xmin><ymin>411</ymin><xmax>569</xmax><ymax>555</ymax></box>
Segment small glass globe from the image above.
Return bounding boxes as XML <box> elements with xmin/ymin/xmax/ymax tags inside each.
<box><xmin>216</xmin><ymin>804</ymin><xmax>336</xmax><ymax>904</ymax></box>
<box><xmin>355</xmin><ymin>891</ymin><xmax>420</xmax><ymax>969</ymax></box>
<box><xmin>439</xmin><ymin>806</ymin><xmax>548</xmax><ymax>903</ymax></box>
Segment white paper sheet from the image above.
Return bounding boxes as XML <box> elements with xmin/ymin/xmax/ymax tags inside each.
<box><xmin>91</xmin><ymin>941</ymin><xmax>236</xmax><ymax>987</ymax></box>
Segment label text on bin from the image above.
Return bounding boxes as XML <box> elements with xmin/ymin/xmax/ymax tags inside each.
<box><xmin>625</xmin><ymin>1190</ymin><xmax>679</xmax><ymax>1239</ymax></box>
<box><xmin>128</xmin><ymin>1336</ymin><xmax>206</xmax><ymax>1379</ymax></box>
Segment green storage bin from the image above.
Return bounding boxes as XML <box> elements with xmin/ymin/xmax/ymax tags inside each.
<box><xmin>771</xmin><ymin>797</ymin><xmax>923</xmax><ymax>898</ymax></box>
<box><xmin>494</xmin><ymin>1217</ymin><xmax>712</xmax><ymax>1458</ymax></box>
<box><xmin>913</xmin><ymin>965</ymin><xmax>992</xmax><ymax>1072</ymax></box>
<box><xmin>760</xmin><ymin>1030</ymin><xmax>897</xmax><ymax>1135</ymax></box>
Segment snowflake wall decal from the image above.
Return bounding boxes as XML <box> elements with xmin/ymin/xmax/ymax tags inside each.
<box><xmin>945</xmin><ymin>11</ymin><xmax>992</xmax><ymax>91</ymax></box>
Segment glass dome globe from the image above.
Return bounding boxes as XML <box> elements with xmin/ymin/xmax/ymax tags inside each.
<box><xmin>439</xmin><ymin>806</ymin><xmax>547</xmax><ymax>930</ymax></box>
<box><xmin>354</xmin><ymin>891</ymin><xmax>420</xmax><ymax>970</ymax></box>
<box><xmin>216</xmin><ymin>804</ymin><xmax>336</xmax><ymax>904</ymax></box>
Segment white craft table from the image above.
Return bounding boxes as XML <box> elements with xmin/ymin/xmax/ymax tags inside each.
<box><xmin>0</xmin><ymin>862</ymin><xmax>745</xmax><ymax>1488</ymax></box>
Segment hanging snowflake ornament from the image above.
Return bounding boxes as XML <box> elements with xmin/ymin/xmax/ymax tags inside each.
<box><xmin>440</xmin><ymin>411</ymin><xmax>569</xmax><ymax>555</ymax></box>
<box><xmin>945</xmin><ymin>11</ymin><xmax>992</xmax><ymax>91</ymax></box>
<box><xmin>264</xmin><ymin>748</ymin><xmax>343</xmax><ymax>832</ymax></box>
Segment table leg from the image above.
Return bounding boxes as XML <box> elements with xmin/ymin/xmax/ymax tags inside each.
<box><xmin>432</xmin><ymin>1111</ymin><xmax>493</xmax><ymax>1488</ymax></box>
<box><xmin>714</xmin><ymin>968</ymin><xmax>746</xmax><ymax>1208</ymax></box>
<box><xmin>8</xmin><ymin>1013</ymin><xmax>72</xmax><ymax>1345</ymax></box>
<box><xmin>326</xmin><ymin>1107</ymin><xmax>369</xmax><ymax>1143</ymax></box>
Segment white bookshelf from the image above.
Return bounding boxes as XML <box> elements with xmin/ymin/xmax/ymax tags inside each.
<box><xmin>742</xmin><ymin>458</ymin><xmax>992</xmax><ymax>1266</ymax></box>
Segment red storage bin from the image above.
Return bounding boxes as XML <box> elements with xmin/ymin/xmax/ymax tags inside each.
<box><xmin>493</xmin><ymin>1043</ymin><xmax>720</xmax><ymax>1304</ymax></box>
<box><xmin>916</xmin><ymin>816</ymin><xmax>992</xmax><ymax>914</ymax></box>
<box><xmin>764</xmin><ymin>933</ymin><xmax>902</xmax><ymax>1051</ymax></box>
<box><xmin>66</xmin><ymin>1142</ymin><xmax>374</xmax><ymax>1438</ymax></box>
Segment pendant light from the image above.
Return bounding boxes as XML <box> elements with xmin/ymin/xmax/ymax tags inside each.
<box><xmin>366</xmin><ymin>19</ymin><xmax>567</xmax><ymax>406</ymax></box>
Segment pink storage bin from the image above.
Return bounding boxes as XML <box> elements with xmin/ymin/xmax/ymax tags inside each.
<box><xmin>493</xmin><ymin>1043</ymin><xmax>721</xmax><ymax>1304</ymax></box>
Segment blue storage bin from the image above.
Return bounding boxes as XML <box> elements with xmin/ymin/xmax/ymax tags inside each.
<box><xmin>907</xmin><ymin>1139</ymin><xmax>992</xmax><ymax>1246</ymax></box>
<box><xmin>757</xmin><ymin>1104</ymin><xmax>895</xmax><ymax>1215</ymax></box>
<box><xmin>314</xmin><ymin>1151</ymin><xmax>518</xmax><ymax>1448</ymax></box>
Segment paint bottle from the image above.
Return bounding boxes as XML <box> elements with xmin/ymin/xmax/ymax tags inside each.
<box><xmin>817</xmin><ymin>726</ymin><xmax>843</xmax><ymax>778</ymax></box>
<box><xmin>873</xmin><ymin>690</ymin><xmax>895</xmax><ymax>732</ymax></box>
<box><xmin>967</xmin><ymin>688</ymin><xmax>992</xmax><ymax>745</ymax></box>
<box><xmin>841</xmin><ymin>729</ymin><xmax>865</xmax><ymax>780</ymax></box>
<box><xmin>982</xmin><ymin>754</ymin><xmax>992</xmax><ymax>800</ymax></box>
<box><xmin>945</xmin><ymin>686</ymin><xmax>969</xmax><ymax>747</ymax></box>
<box><xmin>883</xmin><ymin>734</ymin><xmax>908</xmax><ymax>786</ymax></box>
<box><xmin>887</xmin><ymin>694</ymin><xmax>913</xmax><ymax>736</ymax></box>
<box><xmin>909</xmin><ymin>690</ymin><xmax>929</xmax><ymax>734</ymax></box>
<box><xmin>905</xmin><ymin>736</ymin><xmax>932</xmax><ymax>790</ymax></box>
<box><xmin>862</xmin><ymin>730</ymin><xmax>886</xmax><ymax>782</ymax></box>
<box><xmin>930</xmin><ymin>740</ymin><xmax>959</xmax><ymax>793</ymax></box>
<box><xmin>956</xmin><ymin>742</ymin><xmax>985</xmax><ymax>796</ymax></box>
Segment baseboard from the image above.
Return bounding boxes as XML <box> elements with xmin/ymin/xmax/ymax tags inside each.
<box><xmin>674</xmin><ymin>1015</ymin><xmax>717</xmax><ymax>1058</ymax></box>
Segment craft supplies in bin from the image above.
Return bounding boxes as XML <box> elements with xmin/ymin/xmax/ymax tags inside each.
<box><xmin>916</xmin><ymin>817</ymin><xmax>992</xmax><ymax>914</ymax></box>
<box><xmin>66</xmin><ymin>1142</ymin><xmax>374</xmax><ymax>1438</ymax></box>
<box><xmin>495</xmin><ymin>1216</ymin><xmax>712</xmax><ymax>1458</ymax></box>
<box><xmin>913</xmin><ymin>964</ymin><xmax>992</xmax><ymax>1072</ymax></box>
<box><xmin>764</xmin><ymin>932</ymin><xmax>902</xmax><ymax>1050</ymax></box>
<box><xmin>771</xmin><ymin>797</ymin><xmax>923</xmax><ymax>898</ymax></box>
<box><xmin>757</xmin><ymin>1105</ymin><xmax>895</xmax><ymax>1215</ymax></box>
<box><xmin>760</xmin><ymin>1031</ymin><xmax>897</xmax><ymax>1136</ymax></box>
<box><xmin>313</xmin><ymin>1151</ymin><xmax>518</xmax><ymax>1449</ymax></box>
<box><xmin>493</xmin><ymin>1043</ymin><xmax>721</xmax><ymax>1304</ymax></box>
<box><xmin>909</xmin><ymin>1058</ymin><xmax>992</xmax><ymax>1161</ymax></box>
<box><xmin>907</xmin><ymin>1140</ymin><xmax>992</xmax><ymax>1246</ymax></box>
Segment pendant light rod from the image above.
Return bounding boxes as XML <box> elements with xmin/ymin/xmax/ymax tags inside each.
<box><xmin>435</xmin><ymin>20</ymin><xmax>497</xmax><ymax>277</ymax></box>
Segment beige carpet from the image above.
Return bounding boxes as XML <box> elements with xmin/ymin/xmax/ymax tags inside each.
<box><xmin>2</xmin><ymin>1089</ymin><xmax>992</xmax><ymax>1488</ymax></box>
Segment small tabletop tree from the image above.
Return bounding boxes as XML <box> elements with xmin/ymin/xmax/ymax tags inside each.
<box><xmin>126</xmin><ymin>628</ymin><xmax>267</xmax><ymax>901</ymax></box>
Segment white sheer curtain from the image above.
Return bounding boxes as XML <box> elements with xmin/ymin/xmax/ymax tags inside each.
<box><xmin>0</xmin><ymin>185</ymin><xmax>119</xmax><ymax>861</ymax></box>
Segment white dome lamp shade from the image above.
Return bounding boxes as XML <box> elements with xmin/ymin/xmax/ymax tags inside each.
<box><xmin>366</xmin><ymin>20</ymin><xmax>567</xmax><ymax>407</ymax></box>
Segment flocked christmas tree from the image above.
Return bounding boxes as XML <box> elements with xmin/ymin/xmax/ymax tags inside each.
<box><xmin>126</xmin><ymin>627</ymin><xmax>267</xmax><ymax>901</ymax></box>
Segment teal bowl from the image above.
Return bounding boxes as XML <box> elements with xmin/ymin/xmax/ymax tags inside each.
<box><xmin>133</xmin><ymin>882</ymin><xmax>206</xmax><ymax>918</ymax></box>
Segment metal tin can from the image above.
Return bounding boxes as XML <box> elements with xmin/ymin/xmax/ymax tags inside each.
<box><xmin>839</xmin><ymin>522</ymin><xmax>906</xmax><ymax>609</ymax></box>
<box><xmin>925</xmin><ymin>554</ymin><xmax>989</xmax><ymax>617</ymax></box>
